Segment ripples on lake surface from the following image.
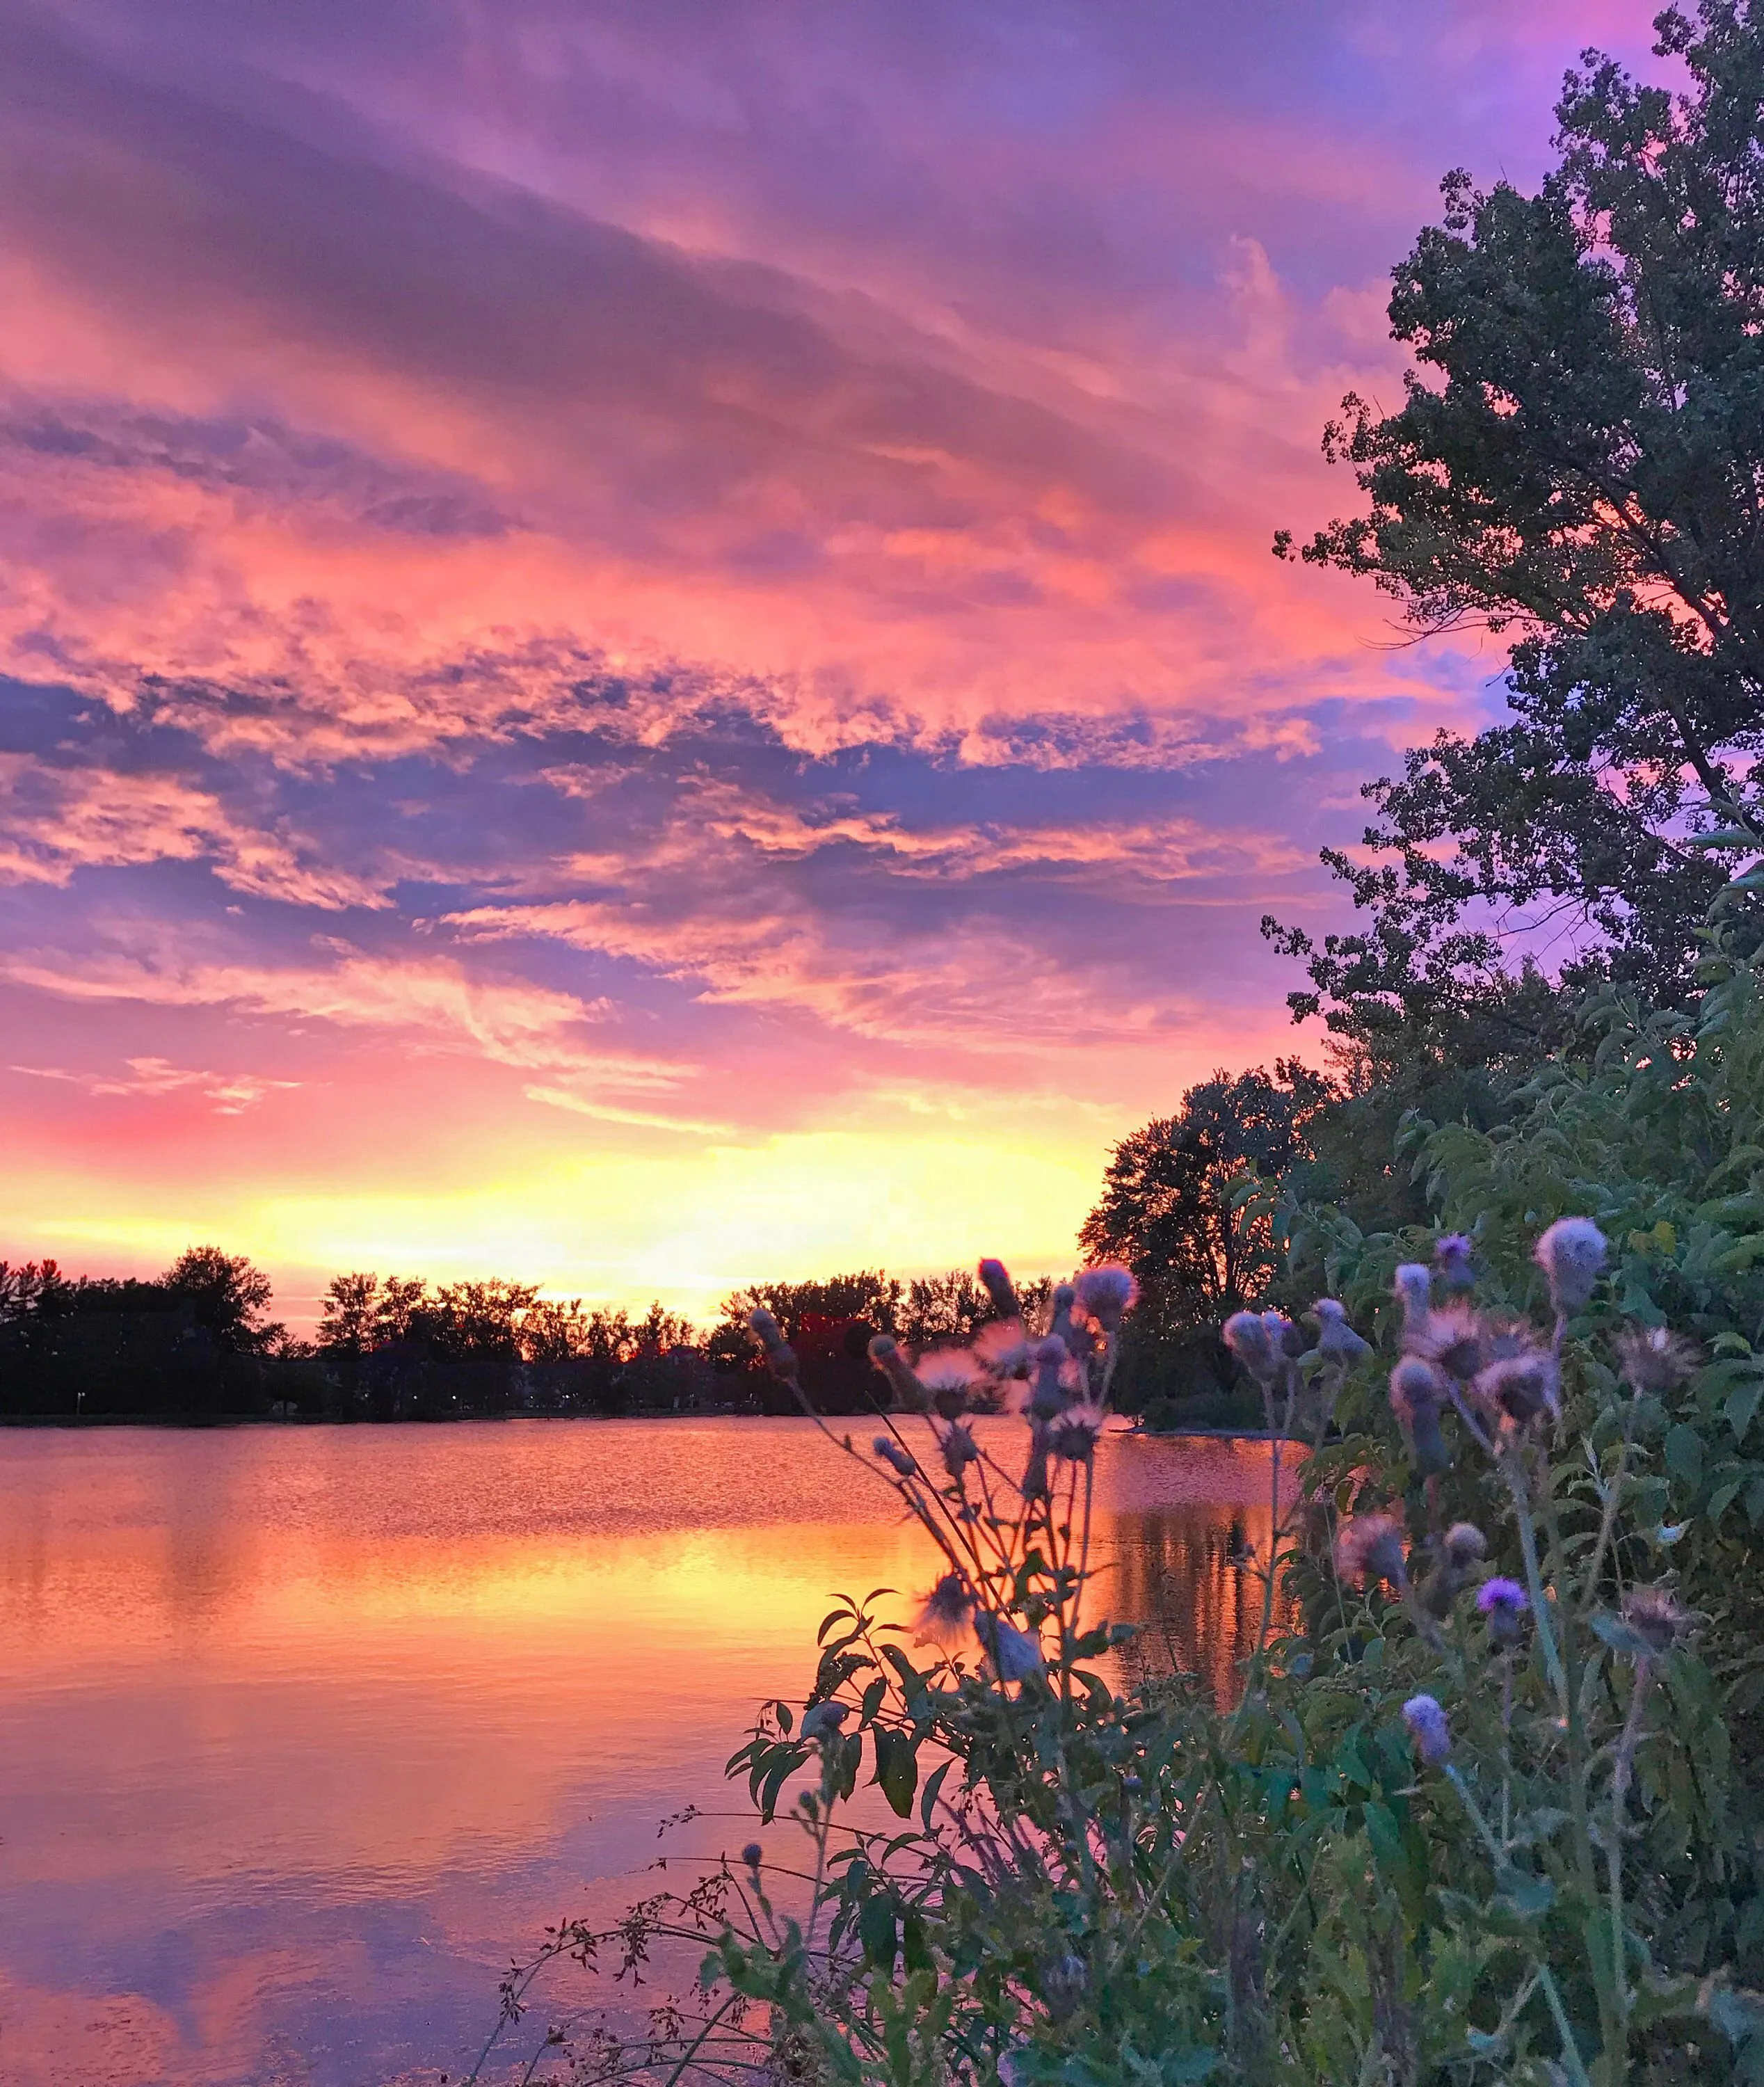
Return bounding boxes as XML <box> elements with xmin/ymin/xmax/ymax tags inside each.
<box><xmin>0</xmin><ymin>1418</ymin><xmax>1284</xmax><ymax>2086</ymax></box>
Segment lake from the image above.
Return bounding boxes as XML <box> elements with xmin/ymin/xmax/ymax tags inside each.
<box><xmin>0</xmin><ymin>1418</ymin><xmax>1282</xmax><ymax>2087</ymax></box>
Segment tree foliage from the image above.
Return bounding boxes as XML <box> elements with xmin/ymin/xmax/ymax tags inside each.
<box><xmin>1272</xmin><ymin>0</ymin><xmax>1764</xmax><ymax>1037</ymax></box>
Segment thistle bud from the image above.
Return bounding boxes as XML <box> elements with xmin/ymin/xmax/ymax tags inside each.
<box><xmin>1402</xmin><ymin>1692</ymin><xmax>1452</xmax><ymax>1768</ymax></box>
<box><xmin>1443</xmin><ymin>1521</ymin><xmax>1486</xmax><ymax>1569</ymax></box>
<box><xmin>1621</xmin><ymin>1584</ymin><xmax>1689</xmax><ymax>1660</ymax></box>
<box><xmin>1223</xmin><ymin>1310</ymin><xmax>1275</xmax><ymax>1382</ymax></box>
<box><xmin>872</xmin><ymin>1434</ymin><xmax>918</xmax><ymax>1478</ymax></box>
<box><xmin>867</xmin><ymin>1333</ymin><xmax>927</xmax><ymax>1411</ymax></box>
<box><xmin>1534</xmin><ymin>1217</ymin><xmax>1607</xmax><ymax>1318</ymax></box>
<box><xmin>1393</xmin><ymin>1263</ymin><xmax>1434</xmax><ymax>1349</ymax></box>
<box><xmin>741</xmin><ymin>1841</ymin><xmax>763</xmax><ymax>1871</ymax></box>
<box><xmin>1433</xmin><ymin>1233</ymin><xmax>1477</xmax><ymax>1294</ymax></box>
<box><xmin>1041</xmin><ymin>1951</ymin><xmax>1087</xmax><ymax>2022</ymax></box>
<box><xmin>799</xmin><ymin>1700</ymin><xmax>848</xmax><ymax>1741</ymax></box>
<box><xmin>1027</xmin><ymin>1335</ymin><xmax>1071</xmax><ymax>1421</ymax></box>
<box><xmin>977</xmin><ymin>1257</ymin><xmax>1020</xmax><ymax>1320</ymax></box>
<box><xmin>1310</xmin><ymin>1298</ymin><xmax>1370</xmax><ymax>1364</ymax></box>
<box><xmin>1074</xmin><ymin>1263</ymin><xmax>1139</xmax><ymax>1332</ymax></box>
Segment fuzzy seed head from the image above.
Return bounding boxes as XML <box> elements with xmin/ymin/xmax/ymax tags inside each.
<box><xmin>1443</xmin><ymin>1521</ymin><xmax>1487</xmax><ymax>1569</ymax></box>
<box><xmin>1621</xmin><ymin>1584</ymin><xmax>1690</xmax><ymax>1659</ymax></box>
<box><xmin>1615</xmin><ymin>1322</ymin><xmax>1700</xmax><ymax>1396</ymax></box>
<box><xmin>915</xmin><ymin>1572</ymin><xmax>976</xmax><ymax>1648</ymax></box>
<box><xmin>1075</xmin><ymin>1263</ymin><xmax>1139</xmax><ymax>1330</ymax></box>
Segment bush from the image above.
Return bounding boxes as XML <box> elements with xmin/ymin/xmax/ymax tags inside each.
<box><xmin>472</xmin><ymin>1206</ymin><xmax>1764</xmax><ymax>2087</ymax></box>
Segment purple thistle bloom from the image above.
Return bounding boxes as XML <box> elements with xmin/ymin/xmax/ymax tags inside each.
<box><xmin>799</xmin><ymin>1701</ymin><xmax>849</xmax><ymax>1742</ymax></box>
<box><xmin>1434</xmin><ymin>1234</ymin><xmax>1477</xmax><ymax>1292</ymax></box>
<box><xmin>1534</xmin><ymin>1217</ymin><xmax>1607</xmax><ymax>1317</ymax></box>
<box><xmin>1074</xmin><ymin>1263</ymin><xmax>1139</xmax><ymax>1331</ymax></box>
<box><xmin>1402</xmin><ymin>1693</ymin><xmax>1452</xmax><ymax>1767</ymax></box>
<box><xmin>1477</xmin><ymin>1576</ymin><xmax>1530</xmax><ymax>1648</ymax></box>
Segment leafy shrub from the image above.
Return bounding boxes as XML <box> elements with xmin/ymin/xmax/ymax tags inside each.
<box><xmin>472</xmin><ymin>1203</ymin><xmax>1764</xmax><ymax>2086</ymax></box>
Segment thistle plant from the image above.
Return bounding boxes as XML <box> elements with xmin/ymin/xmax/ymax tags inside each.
<box><xmin>470</xmin><ymin>1229</ymin><xmax>1764</xmax><ymax>2087</ymax></box>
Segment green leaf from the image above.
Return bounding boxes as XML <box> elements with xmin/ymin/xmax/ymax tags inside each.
<box><xmin>1665</xmin><ymin>1423</ymin><xmax>1704</xmax><ymax>1487</ymax></box>
<box><xmin>1727</xmin><ymin>1377</ymin><xmax>1764</xmax><ymax>1445</ymax></box>
<box><xmin>858</xmin><ymin>1893</ymin><xmax>897</xmax><ymax>1974</ymax></box>
<box><xmin>1493</xmin><ymin>1864</ymin><xmax>1556</xmax><ymax>1918</ymax></box>
<box><xmin>1591</xmin><ymin>1612</ymin><xmax>1653</xmax><ymax>1659</ymax></box>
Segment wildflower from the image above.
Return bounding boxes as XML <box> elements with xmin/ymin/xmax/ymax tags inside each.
<box><xmin>1615</xmin><ymin>1322</ymin><xmax>1700</xmax><ymax>1396</ymax></box>
<box><xmin>741</xmin><ymin>1841</ymin><xmax>763</xmax><ymax>1871</ymax></box>
<box><xmin>1075</xmin><ymin>1263</ymin><xmax>1139</xmax><ymax>1332</ymax></box>
<box><xmin>799</xmin><ymin>1701</ymin><xmax>848</xmax><ymax>1742</ymax></box>
<box><xmin>1389</xmin><ymin>1356</ymin><xmax>1451</xmax><ymax>1473</ymax></box>
<box><xmin>1223</xmin><ymin>1310</ymin><xmax>1275</xmax><ymax>1382</ymax></box>
<box><xmin>1473</xmin><ymin>1348</ymin><xmax>1561</xmax><ymax>1432</ymax></box>
<box><xmin>1048</xmin><ymin>1283</ymin><xmax>1098</xmax><ymax>1364</ymax></box>
<box><xmin>1434</xmin><ymin>1233</ymin><xmax>1477</xmax><ymax>1293</ymax></box>
<box><xmin>939</xmin><ymin>1420</ymin><xmax>981</xmax><ymax>1480</ymax></box>
<box><xmin>1310</xmin><ymin>1298</ymin><xmax>1371</xmax><ymax>1364</ymax></box>
<box><xmin>1402</xmin><ymin>1693</ymin><xmax>1452</xmax><ymax>1767</ymax></box>
<box><xmin>749</xmin><ymin>1308</ymin><xmax>797</xmax><ymax>1380</ymax></box>
<box><xmin>915</xmin><ymin>1572</ymin><xmax>975</xmax><ymax>1648</ymax></box>
<box><xmin>1027</xmin><ymin>1335</ymin><xmax>1072</xmax><ymax>1421</ymax></box>
<box><xmin>1443</xmin><ymin>1522</ymin><xmax>1487</xmax><ymax>1569</ymax></box>
<box><xmin>917</xmin><ymin>1347</ymin><xmax>982</xmax><ymax>1418</ymax></box>
<box><xmin>1418</xmin><ymin>1300</ymin><xmax>1485</xmax><ymax>1381</ymax></box>
<box><xmin>1621</xmin><ymin>1584</ymin><xmax>1690</xmax><ymax>1659</ymax></box>
<box><xmin>867</xmin><ymin>1334</ymin><xmax>927</xmax><ymax>1411</ymax></box>
<box><xmin>1534</xmin><ymin>1216</ymin><xmax>1607</xmax><ymax>1318</ymax></box>
<box><xmin>1048</xmin><ymin>1402</ymin><xmax>1105</xmax><ymax>1462</ymax></box>
<box><xmin>978</xmin><ymin>1257</ymin><xmax>1020</xmax><ymax>1320</ymax></box>
<box><xmin>1041</xmin><ymin>1951</ymin><xmax>1087</xmax><ymax>2022</ymax></box>
<box><xmin>1336</xmin><ymin>1512</ymin><xmax>1409</xmax><ymax>1589</ymax></box>
<box><xmin>1477</xmin><ymin>1576</ymin><xmax>1530</xmax><ymax>1647</ymax></box>
<box><xmin>1393</xmin><ymin>1263</ymin><xmax>1434</xmax><ymax>1347</ymax></box>
<box><xmin>981</xmin><ymin>1614</ymin><xmax>1045</xmax><ymax>1683</ymax></box>
<box><xmin>872</xmin><ymin>1434</ymin><xmax>919</xmax><ymax>1478</ymax></box>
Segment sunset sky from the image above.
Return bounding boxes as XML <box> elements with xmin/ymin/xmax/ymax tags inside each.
<box><xmin>0</xmin><ymin>0</ymin><xmax>1669</xmax><ymax>1328</ymax></box>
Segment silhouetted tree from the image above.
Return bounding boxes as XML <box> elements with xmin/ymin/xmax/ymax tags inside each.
<box><xmin>1271</xmin><ymin>1</ymin><xmax>1764</xmax><ymax>1041</ymax></box>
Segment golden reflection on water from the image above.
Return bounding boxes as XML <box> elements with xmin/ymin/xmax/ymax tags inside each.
<box><xmin>0</xmin><ymin>1421</ymin><xmax>1288</xmax><ymax>2087</ymax></box>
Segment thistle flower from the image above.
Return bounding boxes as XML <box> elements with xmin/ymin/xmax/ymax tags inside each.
<box><xmin>1473</xmin><ymin>1348</ymin><xmax>1561</xmax><ymax>1432</ymax></box>
<box><xmin>741</xmin><ymin>1841</ymin><xmax>763</xmax><ymax>1871</ymax></box>
<box><xmin>748</xmin><ymin>1308</ymin><xmax>797</xmax><ymax>1380</ymax></box>
<box><xmin>978</xmin><ymin>1257</ymin><xmax>1020</xmax><ymax>1320</ymax></box>
<box><xmin>1477</xmin><ymin>1576</ymin><xmax>1529</xmax><ymax>1647</ymax></box>
<box><xmin>1443</xmin><ymin>1521</ymin><xmax>1487</xmax><ymax>1569</ymax></box>
<box><xmin>872</xmin><ymin>1434</ymin><xmax>919</xmax><ymax>1478</ymax></box>
<box><xmin>1260</xmin><ymin>1309</ymin><xmax>1299</xmax><ymax>1357</ymax></box>
<box><xmin>1402</xmin><ymin>1693</ymin><xmax>1452</xmax><ymax>1767</ymax></box>
<box><xmin>1336</xmin><ymin>1512</ymin><xmax>1409</xmax><ymax>1589</ymax></box>
<box><xmin>1389</xmin><ymin>1357</ymin><xmax>1452</xmax><ymax>1473</ymax></box>
<box><xmin>1074</xmin><ymin>1263</ymin><xmax>1139</xmax><ymax>1332</ymax></box>
<box><xmin>1615</xmin><ymin>1322</ymin><xmax>1700</xmax><ymax>1396</ymax></box>
<box><xmin>1393</xmin><ymin>1263</ymin><xmax>1434</xmax><ymax>1348</ymax></box>
<box><xmin>1223</xmin><ymin>1310</ymin><xmax>1275</xmax><ymax>1382</ymax></box>
<box><xmin>1027</xmin><ymin>1335</ymin><xmax>1072</xmax><ymax>1421</ymax></box>
<box><xmin>1621</xmin><ymin>1584</ymin><xmax>1690</xmax><ymax>1659</ymax></box>
<box><xmin>1418</xmin><ymin>1300</ymin><xmax>1485</xmax><ymax>1382</ymax></box>
<box><xmin>1534</xmin><ymin>1216</ymin><xmax>1607</xmax><ymax>1318</ymax></box>
<box><xmin>939</xmin><ymin>1420</ymin><xmax>981</xmax><ymax>1480</ymax></box>
<box><xmin>799</xmin><ymin>1701</ymin><xmax>849</xmax><ymax>1742</ymax></box>
<box><xmin>867</xmin><ymin>1334</ymin><xmax>927</xmax><ymax>1411</ymax></box>
<box><xmin>1434</xmin><ymin>1233</ymin><xmax>1477</xmax><ymax>1293</ymax></box>
<box><xmin>915</xmin><ymin>1571</ymin><xmax>976</xmax><ymax>1648</ymax></box>
<box><xmin>1310</xmin><ymin>1297</ymin><xmax>1370</xmax><ymax>1364</ymax></box>
<box><xmin>917</xmin><ymin>1347</ymin><xmax>982</xmax><ymax>1418</ymax></box>
<box><xmin>1048</xmin><ymin>1402</ymin><xmax>1105</xmax><ymax>1462</ymax></box>
<box><xmin>1048</xmin><ymin>1284</ymin><xmax>1098</xmax><ymax>1364</ymax></box>
<box><xmin>981</xmin><ymin>1614</ymin><xmax>1045</xmax><ymax>1683</ymax></box>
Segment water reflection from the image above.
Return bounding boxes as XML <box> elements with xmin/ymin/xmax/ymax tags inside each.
<box><xmin>0</xmin><ymin>1421</ymin><xmax>1286</xmax><ymax>2086</ymax></box>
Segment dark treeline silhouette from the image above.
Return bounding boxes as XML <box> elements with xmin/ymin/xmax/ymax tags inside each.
<box><xmin>0</xmin><ymin>1252</ymin><xmax>1068</xmax><ymax>1424</ymax></box>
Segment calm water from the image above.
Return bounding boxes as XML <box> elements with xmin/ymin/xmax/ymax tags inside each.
<box><xmin>0</xmin><ymin>1419</ymin><xmax>1280</xmax><ymax>2087</ymax></box>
